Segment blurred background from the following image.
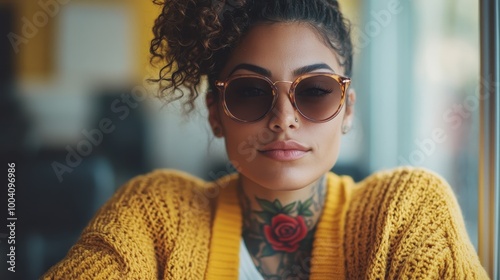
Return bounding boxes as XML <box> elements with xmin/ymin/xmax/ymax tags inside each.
<box><xmin>0</xmin><ymin>0</ymin><xmax>482</xmax><ymax>279</ymax></box>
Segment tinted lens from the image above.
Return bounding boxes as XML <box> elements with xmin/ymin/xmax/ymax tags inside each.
<box><xmin>294</xmin><ymin>75</ymin><xmax>343</xmax><ymax>121</ymax></box>
<box><xmin>224</xmin><ymin>77</ymin><xmax>274</xmax><ymax>121</ymax></box>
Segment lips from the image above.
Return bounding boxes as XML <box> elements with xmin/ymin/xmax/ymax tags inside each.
<box><xmin>258</xmin><ymin>140</ymin><xmax>311</xmax><ymax>161</ymax></box>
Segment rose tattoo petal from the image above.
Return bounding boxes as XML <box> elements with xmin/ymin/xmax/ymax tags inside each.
<box><xmin>263</xmin><ymin>213</ymin><xmax>308</xmax><ymax>253</ymax></box>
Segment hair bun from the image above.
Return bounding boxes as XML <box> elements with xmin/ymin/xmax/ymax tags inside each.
<box><xmin>149</xmin><ymin>0</ymin><xmax>250</xmax><ymax>111</ymax></box>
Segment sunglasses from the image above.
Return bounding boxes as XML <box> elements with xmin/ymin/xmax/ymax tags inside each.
<box><xmin>215</xmin><ymin>73</ymin><xmax>351</xmax><ymax>123</ymax></box>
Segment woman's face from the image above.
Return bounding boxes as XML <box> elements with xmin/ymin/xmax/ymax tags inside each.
<box><xmin>208</xmin><ymin>22</ymin><xmax>354</xmax><ymax>191</ymax></box>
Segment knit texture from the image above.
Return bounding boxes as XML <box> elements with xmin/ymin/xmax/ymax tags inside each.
<box><xmin>42</xmin><ymin>167</ymin><xmax>489</xmax><ymax>279</ymax></box>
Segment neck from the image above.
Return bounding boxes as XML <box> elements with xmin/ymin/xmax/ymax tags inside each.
<box><xmin>237</xmin><ymin>174</ymin><xmax>327</xmax><ymax>278</ymax></box>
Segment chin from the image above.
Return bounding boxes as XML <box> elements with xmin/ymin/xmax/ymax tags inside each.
<box><xmin>242</xmin><ymin>164</ymin><xmax>322</xmax><ymax>191</ymax></box>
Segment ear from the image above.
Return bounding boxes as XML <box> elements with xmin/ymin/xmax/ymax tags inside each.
<box><xmin>206</xmin><ymin>90</ymin><xmax>224</xmax><ymax>138</ymax></box>
<box><xmin>342</xmin><ymin>88</ymin><xmax>356</xmax><ymax>130</ymax></box>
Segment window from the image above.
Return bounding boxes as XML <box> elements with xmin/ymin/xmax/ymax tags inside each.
<box><xmin>340</xmin><ymin>1</ymin><xmax>498</xmax><ymax>278</ymax></box>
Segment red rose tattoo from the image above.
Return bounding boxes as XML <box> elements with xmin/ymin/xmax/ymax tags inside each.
<box><xmin>251</xmin><ymin>197</ymin><xmax>315</xmax><ymax>256</ymax></box>
<box><xmin>263</xmin><ymin>213</ymin><xmax>308</xmax><ymax>252</ymax></box>
<box><xmin>239</xmin><ymin>179</ymin><xmax>325</xmax><ymax>279</ymax></box>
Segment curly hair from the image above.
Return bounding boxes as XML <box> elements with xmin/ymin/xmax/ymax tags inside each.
<box><xmin>149</xmin><ymin>0</ymin><xmax>353</xmax><ymax>112</ymax></box>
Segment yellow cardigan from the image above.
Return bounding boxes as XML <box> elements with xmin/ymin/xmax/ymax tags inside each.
<box><xmin>43</xmin><ymin>167</ymin><xmax>489</xmax><ymax>279</ymax></box>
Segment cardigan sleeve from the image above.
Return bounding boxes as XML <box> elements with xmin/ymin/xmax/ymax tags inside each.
<box><xmin>41</xmin><ymin>169</ymin><xmax>213</xmax><ymax>280</ymax></box>
<box><xmin>41</xmin><ymin>173</ymin><xmax>161</xmax><ymax>280</ymax></box>
<box><xmin>344</xmin><ymin>167</ymin><xmax>489</xmax><ymax>280</ymax></box>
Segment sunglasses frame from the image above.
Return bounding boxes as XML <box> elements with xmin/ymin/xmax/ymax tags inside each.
<box><xmin>215</xmin><ymin>72</ymin><xmax>351</xmax><ymax>123</ymax></box>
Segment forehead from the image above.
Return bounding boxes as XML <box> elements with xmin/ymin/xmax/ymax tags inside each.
<box><xmin>220</xmin><ymin>22</ymin><xmax>342</xmax><ymax>79</ymax></box>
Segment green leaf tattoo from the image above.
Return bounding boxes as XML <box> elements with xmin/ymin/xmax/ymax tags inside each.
<box><xmin>301</xmin><ymin>209</ymin><xmax>314</xmax><ymax>217</ymax></box>
<box><xmin>254</xmin><ymin>211</ymin><xmax>273</xmax><ymax>224</ymax></box>
<box><xmin>238</xmin><ymin>175</ymin><xmax>327</xmax><ymax>279</ymax></box>
<box><xmin>302</xmin><ymin>197</ymin><xmax>313</xmax><ymax>209</ymax></box>
<box><xmin>256</xmin><ymin>197</ymin><xmax>279</xmax><ymax>214</ymax></box>
<box><xmin>282</xmin><ymin>202</ymin><xmax>296</xmax><ymax>214</ymax></box>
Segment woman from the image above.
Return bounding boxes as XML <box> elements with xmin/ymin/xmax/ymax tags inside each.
<box><xmin>43</xmin><ymin>0</ymin><xmax>488</xmax><ymax>279</ymax></box>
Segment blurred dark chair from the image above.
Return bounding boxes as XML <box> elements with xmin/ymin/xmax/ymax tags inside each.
<box><xmin>18</xmin><ymin>150</ymin><xmax>115</xmax><ymax>280</ymax></box>
<box><xmin>95</xmin><ymin>90</ymin><xmax>149</xmax><ymax>185</ymax></box>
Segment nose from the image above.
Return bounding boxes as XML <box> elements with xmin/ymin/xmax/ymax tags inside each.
<box><xmin>268</xmin><ymin>82</ymin><xmax>299</xmax><ymax>132</ymax></box>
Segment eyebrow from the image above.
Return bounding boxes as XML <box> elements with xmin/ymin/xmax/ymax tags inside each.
<box><xmin>227</xmin><ymin>63</ymin><xmax>334</xmax><ymax>77</ymax></box>
<box><xmin>293</xmin><ymin>63</ymin><xmax>334</xmax><ymax>76</ymax></box>
<box><xmin>228</xmin><ymin>64</ymin><xmax>271</xmax><ymax>76</ymax></box>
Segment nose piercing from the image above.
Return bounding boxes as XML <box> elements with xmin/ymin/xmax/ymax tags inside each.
<box><xmin>295</xmin><ymin>117</ymin><xmax>298</xmax><ymax>123</ymax></box>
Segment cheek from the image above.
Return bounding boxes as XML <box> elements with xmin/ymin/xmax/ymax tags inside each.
<box><xmin>221</xmin><ymin>120</ymin><xmax>268</xmax><ymax>162</ymax></box>
<box><xmin>307</xmin><ymin>119</ymin><xmax>343</xmax><ymax>159</ymax></box>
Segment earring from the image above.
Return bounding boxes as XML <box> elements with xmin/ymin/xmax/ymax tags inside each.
<box><xmin>213</xmin><ymin>126</ymin><xmax>222</xmax><ymax>137</ymax></box>
<box><xmin>342</xmin><ymin>124</ymin><xmax>351</xmax><ymax>134</ymax></box>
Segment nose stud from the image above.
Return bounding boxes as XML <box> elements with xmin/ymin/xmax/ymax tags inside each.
<box><xmin>295</xmin><ymin>117</ymin><xmax>298</xmax><ymax>123</ymax></box>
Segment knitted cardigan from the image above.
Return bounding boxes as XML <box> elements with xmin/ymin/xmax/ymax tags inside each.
<box><xmin>42</xmin><ymin>167</ymin><xmax>489</xmax><ymax>279</ymax></box>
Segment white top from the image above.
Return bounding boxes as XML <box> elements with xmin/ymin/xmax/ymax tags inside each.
<box><xmin>239</xmin><ymin>239</ymin><xmax>265</xmax><ymax>280</ymax></box>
